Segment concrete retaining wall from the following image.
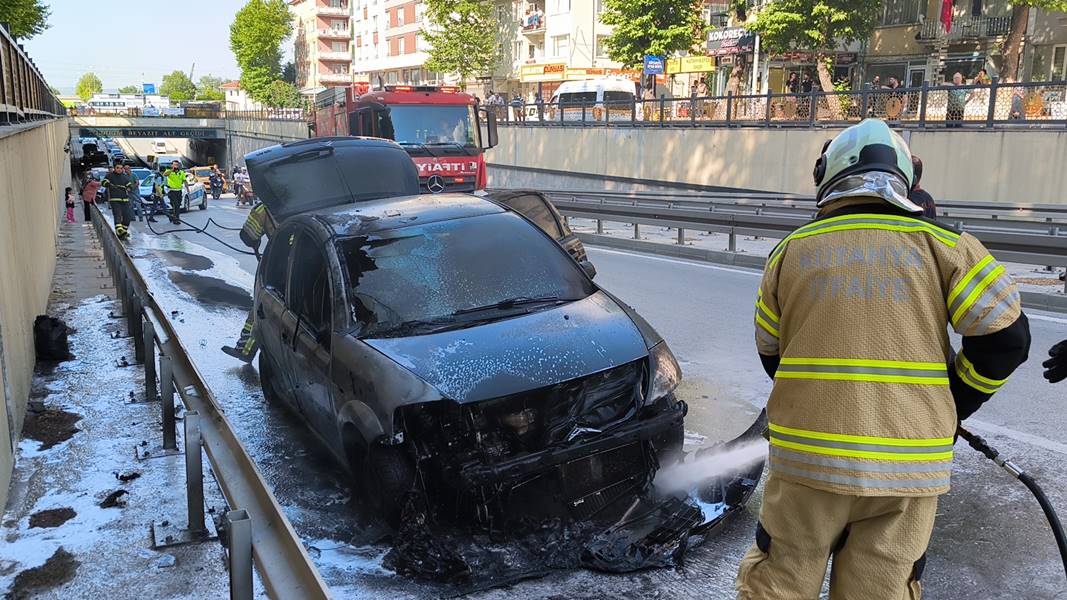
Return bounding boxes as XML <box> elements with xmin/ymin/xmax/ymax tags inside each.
<box><xmin>0</xmin><ymin>119</ymin><xmax>72</xmax><ymax>505</ymax></box>
<box><xmin>225</xmin><ymin>118</ymin><xmax>310</xmax><ymax>168</ymax></box>
<box><xmin>487</xmin><ymin>126</ymin><xmax>1067</xmax><ymax>204</ymax></box>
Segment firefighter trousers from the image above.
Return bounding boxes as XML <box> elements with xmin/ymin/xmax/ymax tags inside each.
<box><xmin>736</xmin><ymin>474</ymin><xmax>936</xmax><ymax>600</ymax></box>
<box><xmin>109</xmin><ymin>200</ymin><xmax>133</xmax><ymax>238</ymax></box>
<box><xmin>232</xmin><ymin>309</ymin><xmax>258</xmax><ymax>360</ymax></box>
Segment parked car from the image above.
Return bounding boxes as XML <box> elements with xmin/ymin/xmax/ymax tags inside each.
<box><xmin>178</xmin><ymin>174</ymin><xmax>208</xmax><ymax>212</ymax></box>
<box><xmin>132</xmin><ymin>168</ymin><xmax>166</xmax><ymax>216</ymax></box>
<box><xmin>246</xmin><ymin>138</ymin><xmax>683</xmax><ymax>524</ymax></box>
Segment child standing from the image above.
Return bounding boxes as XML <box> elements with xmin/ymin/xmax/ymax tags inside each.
<box><xmin>64</xmin><ymin>187</ymin><xmax>76</xmax><ymax>223</ymax></box>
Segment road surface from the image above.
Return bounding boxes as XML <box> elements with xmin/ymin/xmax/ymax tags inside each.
<box><xmin>112</xmin><ymin>202</ymin><xmax>1067</xmax><ymax>599</ymax></box>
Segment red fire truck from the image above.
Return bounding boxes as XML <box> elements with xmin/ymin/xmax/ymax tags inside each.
<box><xmin>313</xmin><ymin>83</ymin><xmax>498</xmax><ymax>194</ymax></box>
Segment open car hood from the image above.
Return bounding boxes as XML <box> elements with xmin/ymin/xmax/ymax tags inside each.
<box><xmin>244</xmin><ymin>137</ymin><xmax>420</xmax><ymax>220</ymax></box>
<box><xmin>365</xmin><ymin>292</ymin><xmax>649</xmax><ymax>404</ymax></box>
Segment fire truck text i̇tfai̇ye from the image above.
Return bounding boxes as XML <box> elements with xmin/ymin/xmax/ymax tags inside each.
<box><xmin>313</xmin><ymin>83</ymin><xmax>499</xmax><ymax>194</ymax></box>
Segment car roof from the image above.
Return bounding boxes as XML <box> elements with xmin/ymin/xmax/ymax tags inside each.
<box><xmin>313</xmin><ymin>192</ymin><xmax>505</xmax><ymax>237</ymax></box>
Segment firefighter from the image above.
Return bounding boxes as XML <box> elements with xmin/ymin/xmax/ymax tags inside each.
<box><xmin>221</xmin><ymin>201</ymin><xmax>277</xmax><ymax>363</ymax></box>
<box><xmin>101</xmin><ymin>161</ymin><xmax>136</xmax><ymax>239</ymax></box>
<box><xmin>161</xmin><ymin>160</ymin><xmax>189</xmax><ymax>225</ymax></box>
<box><xmin>736</xmin><ymin>119</ymin><xmax>1031</xmax><ymax>599</ymax></box>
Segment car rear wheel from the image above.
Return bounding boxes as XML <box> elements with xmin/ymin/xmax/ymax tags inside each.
<box><xmin>199</xmin><ymin>197</ymin><xmax>207</xmax><ymax>210</ymax></box>
<box><xmin>258</xmin><ymin>353</ymin><xmax>283</xmax><ymax>405</ymax></box>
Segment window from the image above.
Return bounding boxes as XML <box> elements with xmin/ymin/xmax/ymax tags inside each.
<box><xmin>331</xmin><ymin>41</ymin><xmax>348</xmax><ymax>52</ymax></box>
<box><xmin>397</xmin><ymin>6</ymin><xmax>405</xmax><ymax>25</ymax></box>
<box><xmin>550</xmin><ymin>0</ymin><xmax>570</xmax><ymax>13</ymax></box>
<box><xmin>596</xmin><ymin>36</ymin><xmax>609</xmax><ymax>59</ymax></box>
<box><xmin>288</xmin><ymin>234</ymin><xmax>332</xmax><ymax>345</ymax></box>
<box><xmin>1054</xmin><ymin>45</ymin><xmax>1067</xmax><ymax>82</ymax></box>
<box><xmin>552</xmin><ymin>34</ymin><xmax>569</xmax><ymax>58</ymax></box>
<box><xmin>398</xmin><ymin>36</ymin><xmax>406</xmax><ymax>54</ymax></box>
<box><xmin>528</xmin><ymin>43</ymin><xmax>537</xmax><ymax>59</ymax></box>
<box><xmin>263</xmin><ymin>234</ymin><xmax>293</xmax><ymax>299</ymax></box>
<box><xmin>879</xmin><ymin>0</ymin><xmax>920</xmax><ymax>26</ymax></box>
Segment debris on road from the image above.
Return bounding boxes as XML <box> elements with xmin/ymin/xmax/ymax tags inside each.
<box><xmin>28</xmin><ymin>508</ymin><xmax>77</xmax><ymax>529</ymax></box>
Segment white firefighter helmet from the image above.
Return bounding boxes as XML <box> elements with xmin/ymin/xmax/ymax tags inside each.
<box><xmin>812</xmin><ymin>118</ymin><xmax>919</xmax><ymax>212</ymax></box>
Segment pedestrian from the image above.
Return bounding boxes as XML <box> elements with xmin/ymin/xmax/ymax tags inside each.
<box><xmin>908</xmin><ymin>155</ymin><xmax>936</xmax><ymax>218</ymax></box>
<box><xmin>975</xmin><ymin>68</ymin><xmax>991</xmax><ymax>85</ymax></box>
<box><xmin>101</xmin><ymin>162</ymin><xmax>136</xmax><ymax>239</ymax></box>
<box><xmin>947</xmin><ymin>72</ymin><xmax>967</xmax><ymax>127</ymax></box>
<box><xmin>161</xmin><ymin>160</ymin><xmax>188</xmax><ymax>225</ymax></box>
<box><xmin>125</xmin><ymin>164</ymin><xmax>143</xmax><ymax>222</ymax></box>
<box><xmin>737</xmin><ymin>118</ymin><xmax>1030</xmax><ymax>600</ymax></box>
<box><xmin>510</xmin><ymin>93</ymin><xmax>525</xmax><ymax>123</ymax></box>
<box><xmin>696</xmin><ymin>77</ymin><xmax>708</xmax><ymax>119</ymax></box>
<box><xmin>234</xmin><ymin>168</ymin><xmax>251</xmax><ymax>206</ymax></box>
<box><xmin>81</xmin><ymin>174</ymin><xmax>101</xmax><ymax>221</ymax></box>
<box><xmin>221</xmin><ymin>201</ymin><xmax>278</xmax><ymax>363</ymax></box>
<box><xmin>64</xmin><ymin>187</ymin><xmax>76</xmax><ymax>223</ymax></box>
<box><xmin>799</xmin><ymin>72</ymin><xmax>813</xmax><ymax>118</ymax></box>
<box><xmin>1010</xmin><ymin>87</ymin><xmax>1026</xmax><ymax>120</ymax></box>
<box><xmin>786</xmin><ymin>72</ymin><xmax>799</xmax><ymax>95</ymax></box>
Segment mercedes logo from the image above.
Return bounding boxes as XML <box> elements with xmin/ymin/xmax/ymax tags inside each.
<box><xmin>426</xmin><ymin>175</ymin><xmax>446</xmax><ymax>194</ymax></box>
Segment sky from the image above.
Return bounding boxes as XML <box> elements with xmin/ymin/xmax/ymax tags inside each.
<box><xmin>23</xmin><ymin>0</ymin><xmax>290</xmax><ymax>93</ymax></box>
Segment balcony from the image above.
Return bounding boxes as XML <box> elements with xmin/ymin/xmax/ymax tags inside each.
<box><xmin>318</xmin><ymin>50</ymin><xmax>351</xmax><ymax>61</ymax></box>
<box><xmin>318</xmin><ymin>28</ymin><xmax>351</xmax><ymax>39</ymax></box>
<box><xmin>319</xmin><ymin>72</ymin><xmax>351</xmax><ymax>83</ymax></box>
<box><xmin>917</xmin><ymin>15</ymin><xmax>1011</xmax><ymax>41</ymax></box>
<box><xmin>316</xmin><ymin>4</ymin><xmax>349</xmax><ymax>17</ymax></box>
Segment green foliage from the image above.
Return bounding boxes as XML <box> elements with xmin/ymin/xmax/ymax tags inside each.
<box><xmin>160</xmin><ymin>71</ymin><xmax>197</xmax><ymax>102</ymax></box>
<box><xmin>600</xmin><ymin>0</ymin><xmax>704</xmax><ymax>68</ymax></box>
<box><xmin>0</xmin><ymin>0</ymin><xmax>50</xmax><ymax>40</ymax></box>
<box><xmin>118</xmin><ymin>85</ymin><xmax>140</xmax><ymax>94</ymax></box>
<box><xmin>230</xmin><ymin>0</ymin><xmax>293</xmax><ymax>100</ymax></box>
<box><xmin>196</xmin><ymin>75</ymin><xmax>225</xmax><ymax>101</ymax></box>
<box><xmin>282</xmin><ymin>61</ymin><xmax>296</xmax><ymax>84</ymax></box>
<box><xmin>260</xmin><ymin>80</ymin><xmax>305</xmax><ymax>108</ymax></box>
<box><xmin>1008</xmin><ymin>0</ymin><xmax>1067</xmax><ymax>9</ymax></box>
<box><xmin>48</xmin><ymin>84</ymin><xmax>59</xmax><ymax>96</ymax></box>
<box><xmin>746</xmin><ymin>0</ymin><xmax>881</xmax><ymax>55</ymax></box>
<box><xmin>75</xmin><ymin>73</ymin><xmax>103</xmax><ymax>101</ymax></box>
<box><xmin>422</xmin><ymin>0</ymin><xmax>497</xmax><ymax>83</ymax></box>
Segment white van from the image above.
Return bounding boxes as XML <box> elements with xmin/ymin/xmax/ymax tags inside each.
<box><xmin>548</xmin><ymin>78</ymin><xmax>640</xmax><ymax>122</ymax></box>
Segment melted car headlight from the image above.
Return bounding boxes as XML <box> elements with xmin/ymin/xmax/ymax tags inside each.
<box><xmin>647</xmin><ymin>342</ymin><xmax>681</xmax><ymax>404</ymax></box>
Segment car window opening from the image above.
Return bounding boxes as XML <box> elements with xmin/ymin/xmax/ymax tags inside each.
<box><xmin>289</xmin><ymin>234</ymin><xmax>333</xmax><ymax>348</ymax></box>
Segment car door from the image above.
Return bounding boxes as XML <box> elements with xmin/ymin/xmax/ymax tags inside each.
<box><xmin>256</xmin><ymin>227</ymin><xmax>298</xmax><ymax>409</ymax></box>
<box><xmin>285</xmin><ymin>228</ymin><xmax>343</xmax><ymax>450</ymax></box>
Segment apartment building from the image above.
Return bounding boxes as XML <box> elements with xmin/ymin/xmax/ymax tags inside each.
<box><xmin>290</xmin><ymin>0</ymin><xmax>354</xmax><ymax>93</ymax></box>
<box><xmin>351</xmin><ymin>0</ymin><xmax>444</xmax><ymax>87</ymax></box>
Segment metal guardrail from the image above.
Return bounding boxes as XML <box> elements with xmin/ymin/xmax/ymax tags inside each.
<box><xmin>89</xmin><ymin>204</ymin><xmax>331</xmax><ymax>600</ymax></box>
<box><xmin>492</xmin><ymin>78</ymin><xmax>1067</xmax><ymax>130</ymax></box>
<box><xmin>546</xmin><ymin>193</ymin><xmax>1067</xmax><ymax>268</ymax></box>
<box><xmin>0</xmin><ymin>24</ymin><xmax>66</xmax><ymax>122</ymax></box>
<box><xmin>67</xmin><ymin>107</ymin><xmax>310</xmax><ymax>121</ymax></box>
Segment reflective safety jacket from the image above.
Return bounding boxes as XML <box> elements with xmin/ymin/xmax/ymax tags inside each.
<box><xmin>239</xmin><ymin>202</ymin><xmax>277</xmax><ymax>249</ymax></box>
<box><xmin>755</xmin><ymin>200</ymin><xmax>1030</xmax><ymax>497</ymax></box>
<box><xmin>164</xmin><ymin>169</ymin><xmax>186</xmax><ymax>191</ymax></box>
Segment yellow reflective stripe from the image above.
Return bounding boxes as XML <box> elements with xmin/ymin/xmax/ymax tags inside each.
<box><xmin>955</xmin><ymin>352</ymin><xmax>1007</xmax><ymax>394</ymax></box>
<box><xmin>755</xmin><ymin>313</ymin><xmax>780</xmax><ymax>338</ymax></box>
<box><xmin>770</xmin><ymin>438</ymin><xmax>954</xmax><ymax>462</ymax></box>
<box><xmin>768</xmin><ymin>423</ymin><xmax>954</xmax><ymax>447</ymax></box>
<box><xmin>793</xmin><ymin>212</ymin><xmax>959</xmax><ymax>237</ymax></box>
<box><xmin>775</xmin><ymin>371</ymin><xmax>949</xmax><ymax>385</ymax></box>
<box><xmin>767</xmin><ymin>216</ymin><xmax>958</xmax><ymax>269</ymax></box>
<box><xmin>952</xmin><ymin>264</ymin><xmax>1006</xmax><ymax>325</ymax></box>
<box><xmin>756</xmin><ymin>295</ymin><xmax>779</xmax><ymax>325</ymax></box>
<box><xmin>778</xmin><ymin>358</ymin><xmax>942</xmax><ymax>369</ymax></box>
<box><xmin>948</xmin><ymin>254</ymin><xmax>994</xmax><ymax>308</ymax></box>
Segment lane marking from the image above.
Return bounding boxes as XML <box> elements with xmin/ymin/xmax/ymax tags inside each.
<box><xmin>965</xmin><ymin>419</ymin><xmax>1067</xmax><ymax>456</ymax></box>
<box><xmin>587</xmin><ymin>246</ymin><xmax>763</xmax><ymax>277</ymax></box>
<box><xmin>1027</xmin><ymin>313</ymin><xmax>1067</xmax><ymax>325</ymax></box>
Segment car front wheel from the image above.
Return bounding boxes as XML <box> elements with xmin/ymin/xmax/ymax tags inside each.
<box><xmin>199</xmin><ymin>197</ymin><xmax>208</xmax><ymax>210</ymax></box>
<box><xmin>346</xmin><ymin>434</ymin><xmax>415</xmax><ymax>527</ymax></box>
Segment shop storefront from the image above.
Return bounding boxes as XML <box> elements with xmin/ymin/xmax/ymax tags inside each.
<box><xmin>706</xmin><ymin>27</ymin><xmax>756</xmax><ymax>95</ymax></box>
<box><xmin>766</xmin><ymin>52</ymin><xmax>858</xmax><ymax>92</ymax></box>
<box><xmin>518</xmin><ymin>63</ymin><xmax>643</xmax><ymax>102</ymax></box>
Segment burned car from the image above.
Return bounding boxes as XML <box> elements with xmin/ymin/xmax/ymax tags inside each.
<box><xmin>246</xmin><ymin>138</ymin><xmax>685</xmax><ymax>524</ymax></box>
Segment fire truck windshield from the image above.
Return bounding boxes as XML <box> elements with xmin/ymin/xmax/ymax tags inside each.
<box><xmin>382</xmin><ymin>105</ymin><xmax>478</xmax><ymax>147</ymax></box>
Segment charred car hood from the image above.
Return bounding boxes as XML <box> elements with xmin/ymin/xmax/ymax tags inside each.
<box><xmin>364</xmin><ymin>291</ymin><xmax>649</xmax><ymax>403</ymax></box>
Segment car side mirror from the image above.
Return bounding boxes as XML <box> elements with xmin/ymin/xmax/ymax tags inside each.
<box><xmin>479</xmin><ymin>107</ymin><xmax>498</xmax><ymax>150</ymax></box>
<box><xmin>580</xmin><ymin>259</ymin><xmax>597</xmax><ymax>279</ymax></box>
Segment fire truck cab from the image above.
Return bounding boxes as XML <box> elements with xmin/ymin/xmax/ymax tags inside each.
<box><xmin>313</xmin><ymin>84</ymin><xmax>498</xmax><ymax>194</ymax></box>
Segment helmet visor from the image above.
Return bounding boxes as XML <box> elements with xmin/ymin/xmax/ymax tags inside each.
<box><xmin>818</xmin><ymin>171</ymin><xmax>922</xmax><ymax>213</ymax></box>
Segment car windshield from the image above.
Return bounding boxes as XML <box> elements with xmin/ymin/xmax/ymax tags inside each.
<box><xmin>337</xmin><ymin>212</ymin><xmax>594</xmax><ymax>338</ymax></box>
<box><xmin>193</xmin><ymin>168</ymin><xmax>212</xmax><ymax>176</ymax></box>
<box><xmin>382</xmin><ymin>104</ymin><xmax>477</xmax><ymax>146</ymax></box>
<box><xmin>132</xmin><ymin>168</ymin><xmax>152</xmax><ymax>181</ymax></box>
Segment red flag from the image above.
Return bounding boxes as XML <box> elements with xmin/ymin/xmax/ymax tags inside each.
<box><xmin>940</xmin><ymin>0</ymin><xmax>954</xmax><ymax>34</ymax></box>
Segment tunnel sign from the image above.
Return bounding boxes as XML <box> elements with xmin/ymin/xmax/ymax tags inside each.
<box><xmin>78</xmin><ymin>127</ymin><xmax>222</xmax><ymax>139</ymax></box>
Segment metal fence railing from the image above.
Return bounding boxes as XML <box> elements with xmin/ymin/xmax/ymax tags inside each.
<box><xmin>0</xmin><ymin>24</ymin><xmax>66</xmax><ymax>123</ymax></box>
<box><xmin>493</xmin><ymin>79</ymin><xmax>1067</xmax><ymax>130</ymax></box>
<box><xmin>67</xmin><ymin>107</ymin><xmax>310</xmax><ymax>121</ymax></box>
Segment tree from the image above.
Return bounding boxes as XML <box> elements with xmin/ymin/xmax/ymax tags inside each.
<box><xmin>0</xmin><ymin>0</ymin><xmax>50</xmax><ymax>40</ymax></box>
<box><xmin>1002</xmin><ymin>1</ymin><xmax>1067</xmax><ymax>82</ymax></box>
<box><xmin>230</xmin><ymin>0</ymin><xmax>292</xmax><ymax>100</ymax></box>
<box><xmin>422</xmin><ymin>0</ymin><xmax>497</xmax><ymax>86</ymax></box>
<box><xmin>600</xmin><ymin>0</ymin><xmax>705</xmax><ymax>68</ymax></box>
<box><xmin>282</xmin><ymin>61</ymin><xmax>297</xmax><ymax>84</ymax></box>
<box><xmin>746</xmin><ymin>0</ymin><xmax>881</xmax><ymax>117</ymax></box>
<box><xmin>75</xmin><ymin>72</ymin><xmax>103</xmax><ymax>101</ymax></box>
<box><xmin>196</xmin><ymin>75</ymin><xmax>225</xmax><ymax>101</ymax></box>
<box><xmin>118</xmin><ymin>85</ymin><xmax>140</xmax><ymax>94</ymax></box>
<box><xmin>260</xmin><ymin>80</ymin><xmax>305</xmax><ymax>108</ymax></box>
<box><xmin>160</xmin><ymin>70</ymin><xmax>197</xmax><ymax>102</ymax></box>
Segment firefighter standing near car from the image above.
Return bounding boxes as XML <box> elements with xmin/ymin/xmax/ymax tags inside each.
<box><xmin>101</xmin><ymin>161</ymin><xmax>136</xmax><ymax>239</ymax></box>
<box><xmin>221</xmin><ymin>200</ymin><xmax>278</xmax><ymax>363</ymax></box>
<box><xmin>162</xmin><ymin>160</ymin><xmax>189</xmax><ymax>225</ymax></box>
<box><xmin>736</xmin><ymin>119</ymin><xmax>1031</xmax><ymax>599</ymax></box>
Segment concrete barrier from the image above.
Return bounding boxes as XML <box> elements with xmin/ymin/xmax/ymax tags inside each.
<box><xmin>0</xmin><ymin>118</ymin><xmax>72</xmax><ymax>505</ymax></box>
<box><xmin>225</xmin><ymin>118</ymin><xmax>309</xmax><ymax>167</ymax></box>
<box><xmin>487</xmin><ymin>126</ymin><xmax>1067</xmax><ymax>204</ymax></box>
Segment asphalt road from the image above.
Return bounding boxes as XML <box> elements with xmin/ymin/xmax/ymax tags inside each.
<box><xmin>115</xmin><ymin>202</ymin><xmax>1067</xmax><ymax>599</ymax></box>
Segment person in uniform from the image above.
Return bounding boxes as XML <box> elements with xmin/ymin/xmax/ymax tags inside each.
<box><xmin>221</xmin><ymin>202</ymin><xmax>278</xmax><ymax>363</ymax></box>
<box><xmin>101</xmin><ymin>161</ymin><xmax>136</xmax><ymax>239</ymax></box>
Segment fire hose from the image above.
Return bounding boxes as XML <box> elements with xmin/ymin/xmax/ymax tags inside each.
<box><xmin>957</xmin><ymin>426</ymin><xmax>1067</xmax><ymax>582</ymax></box>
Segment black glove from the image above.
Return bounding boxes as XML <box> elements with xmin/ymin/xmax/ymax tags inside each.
<box><xmin>1042</xmin><ymin>339</ymin><xmax>1067</xmax><ymax>383</ymax></box>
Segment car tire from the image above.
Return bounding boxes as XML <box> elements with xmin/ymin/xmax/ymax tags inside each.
<box><xmin>258</xmin><ymin>353</ymin><xmax>284</xmax><ymax>405</ymax></box>
<box><xmin>350</xmin><ymin>438</ymin><xmax>415</xmax><ymax>527</ymax></box>
<box><xmin>199</xmin><ymin>197</ymin><xmax>208</xmax><ymax>210</ymax></box>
